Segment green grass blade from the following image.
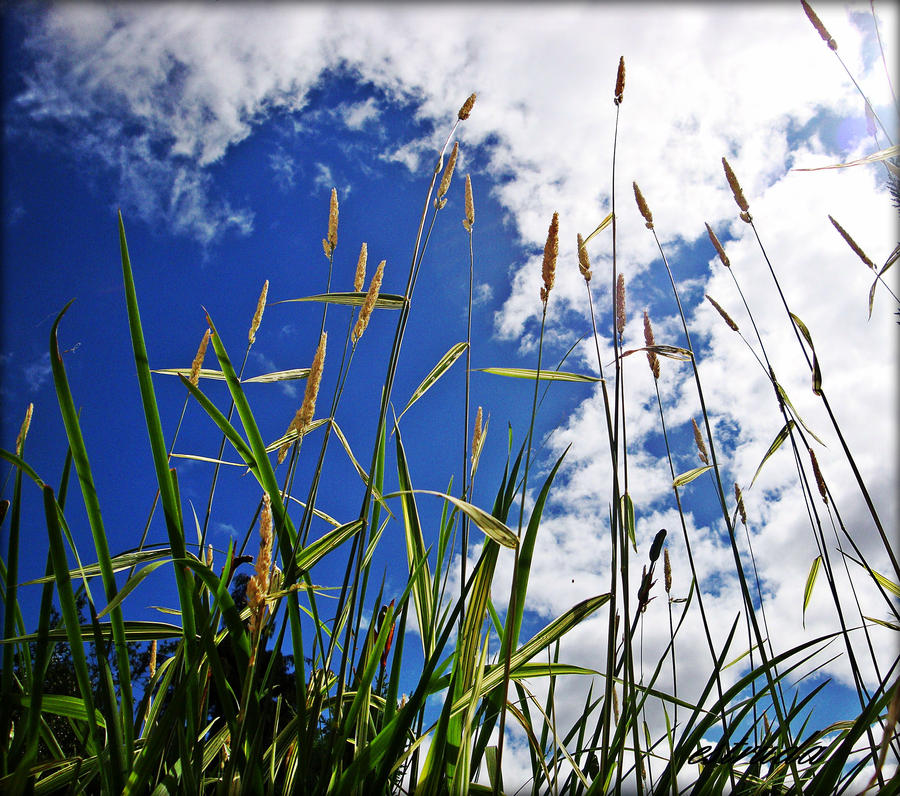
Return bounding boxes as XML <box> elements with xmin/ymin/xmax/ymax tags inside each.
<box><xmin>802</xmin><ymin>555</ymin><xmax>822</xmax><ymax>628</ymax></box>
<box><xmin>398</xmin><ymin>342</ymin><xmax>468</xmax><ymax>421</ymax></box>
<box><xmin>296</xmin><ymin>519</ymin><xmax>363</xmax><ymax>573</ymax></box>
<box><xmin>276</xmin><ymin>291</ymin><xmax>406</xmax><ymax>308</ymax></box>
<box><xmin>749</xmin><ymin>420</ymin><xmax>795</xmax><ymax>487</ymax></box>
<box><xmin>478</xmin><ymin>367</ymin><xmax>602</xmax><ymax>383</ymax></box>
<box><xmin>672</xmin><ymin>465</ymin><xmax>714</xmax><ymax>488</ymax></box>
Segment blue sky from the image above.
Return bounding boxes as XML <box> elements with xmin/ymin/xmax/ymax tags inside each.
<box><xmin>2</xmin><ymin>1</ymin><xmax>898</xmax><ymax>788</ymax></box>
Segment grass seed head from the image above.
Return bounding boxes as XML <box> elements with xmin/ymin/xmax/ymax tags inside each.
<box><xmin>353</xmin><ymin>260</ymin><xmax>385</xmax><ymax>344</ymax></box>
<box><xmin>249</xmin><ymin>280</ymin><xmax>268</xmax><ymax>344</ymax></box>
<box><xmin>247</xmin><ymin>493</ymin><xmax>273</xmax><ymax>638</ymax></box>
<box><xmin>190</xmin><ymin>328</ymin><xmax>212</xmax><ymax>387</ymax></box>
<box><xmin>808</xmin><ymin>447</ymin><xmax>828</xmax><ymax>504</ymax></box>
<box><xmin>706</xmin><ymin>294</ymin><xmax>739</xmax><ymax>331</ymax></box>
<box><xmin>540</xmin><ymin>212</ymin><xmax>560</xmax><ymax>303</ymax></box>
<box><xmin>734</xmin><ymin>482</ymin><xmax>747</xmax><ymax>526</ymax></box>
<box><xmin>643</xmin><ymin>310</ymin><xmax>660</xmax><ymax>380</ymax></box>
<box><xmin>15</xmin><ymin>402</ymin><xmax>33</xmax><ymax>456</ymax></box>
<box><xmin>705</xmin><ymin>223</ymin><xmax>731</xmax><ymax>267</ymax></box>
<box><xmin>664</xmin><ymin>548</ymin><xmax>672</xmax><ymax>594</ymax></box>
<box><xmin>616</xmin><ymin>273</ymin><xmax>626</xmax><ymax>337</ymax></box>
<box><xmin>633</xmin><ymin>182</ymin><xmax>653</xmax><ymax>229</ymax></box>
<box><xmin>149</xmin><ymin>639</ymin><xmax>157</xmax><ymax>678</ymax></box>
<box><xmin>326</xmin><ymin>187</ymin><xmax>339</xmax><ymax>253</ymax></box>
<box><xmin>692</xmin><ymin>417</ymin><xmax>709</xmax><ymax>465</ymax></box>
<box><xmin>614</xmin><ymin>56</ymin><xmax>625</xmax><ymax>105</ymax></box>
<box><xmin>722</xmin><ymin>157</ymin><xmax>751</xmax><ymax>217</ymax></box>
<box><xmin>463</xmin><ymin>174</ymin><xmax>475</xmax><ymax>231</ymax></box>
<box><xmin>436</xmin><ymin>141</ymin><xmax>459</xmax><ymax>203</ymax></box>
<box><xmin>354</xmin><ymin>243</ymin><xmax>368</xmax><ymax>292</ymax></box>
<box><xmin>278</xmin><ymin>332</ymin><xmax>327</xmax><ymax>463</ymax></box>
<box><xmin>828</xmin><ymin>215</ymin><xmax>875</xmax><ymax>270</ymax></box>
<box><xmin>458</xmin><ymin>92</ymin><xmax>477</xmax><ymax>120</ymax></box>
<box><xmin>801</xmin><ymin>1</ymin><xmax>837</xmax><ymax>50</ymax></box>
<box><xmin>577</xmin><ymin>233</ymin><xmax>592</xmax><ymax>282</ymax></box>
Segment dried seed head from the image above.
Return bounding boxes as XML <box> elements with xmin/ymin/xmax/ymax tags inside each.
<box><xmin>801</xmin><ymin>0</ymin><xmax>837</xmax><ymax>50</ymax></box>
<box><xmin>828</xmin><ymin>215</ymin><xmax>875</xmax><ymax>270</ymax></box>
<box><xmin>643</xmin><ymin>310</ymin><xmax>660</xmax><ymax>380</ymax></box>
<box><xmin>249</xmin><ymin>280</ymin><xmax>268</xmax><ymax>345</ymax></box>
<box><xmin>15</xmin><ymin>403</ymin><xmax>33</xmax><ymax>456</ymax></box>
<box><xmin>705</xmin><ymin>223</ymin><xmax>731</xmax><ymax>267</ymax></box>
<box><xmin>326</xmin><ymin>188</ymin><xmax>339</xmax><ymax>253</ymax></box>
<box><xmin>436</xmin><ymin>141</ymin><xmax>458</xmax><ymax>202</ymax></box>
<box><xmin>278</xmin><ymin>333</ymin><xmax>327</xmax><ymax>463</ymax></box>
<box><xmin>664</xmin><ymin>548</ymin><xmax>672</xmax><ymax>594</ymax></box>
<box><xmin>458</xmin><ymin>92</ymin><xmax>476</xmax><ymax>120</ymax></box>
<box><xmin>206</xmin><ymin>544</ymin><xmax>214</xmax><ymax>568</ymax></box>
<box><xmin>722</xmin><ymin>157</ymin><xmax>751</xmax><ymax>216</ymax></box>
<box><xmin>705</xmin><ymin>294</ymin><xmax>739</xmax><ymax>331</ymax></box>
<box><xmin>352</xmin><ymin>259</ymin><xmax>385</xmax><ymax>343</ymax></box>
<box><xmin>808</xmin><ymin>447</ymin><xmax>828</xmax><ymax>504</ymax></box>
<box><xmin>541</xmin><ymin>212</ymin><xmax>560</xmax><ymax>303</ymax></box>
<box><xmin>247</xmin><ymin>493</ymin><xmax>273</xmax><ymax>638</ymax></box>
<box><xmin>692</xmin><ymin>417</ymin><xmax>709</xmax><ymax>465</ymax></box>
<box><xmin>577</xmin><ymin>233</ymin><xmax>592</xmax><ymax>283</ymax></box>
<box><xmin>614</xmin><ymin>56</ymin><xmax>625</xmax><ymax>105</ymax></box>
<box><xmin>149</xmin><ymin>639</ymin><xmax>157</xmax><ymax>678</ymax></box>
<box><xmin>472</xmin><ymin>406</ymin><xmax>484</xmax><ymax>458</ymax></box>
<box><xmin>734</xmin><ymin>482</ymin><xmax>747</xmax><ymax>526</ymax></box>
<box><xmin>354</xmin><ymin>243</ymin><xmax>368</xmax><ymax>292</ymax></box>
<box><xmin>463</xmin><ymin>174</ymin><xmax>475</xmax><ymax>231</ymax></box>
<box><xmin>633</xmin><ymin>182</ymin><xmax>653</xmax><ymax>229</ymax></box>
<box><xmin>190</xmin><ymin>328</ymin><xmax>212</xmax><ymax>387</ymax></box>
<box><xmin>616</xmin><ymin>273</ymin><xmax>626</xmax><ymax>337</ymax></box>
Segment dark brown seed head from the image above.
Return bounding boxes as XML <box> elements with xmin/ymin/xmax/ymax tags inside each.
<box><xmin>614</xmin><ymin>56</ymin><xmax>626</xmax><ymax>105</ymax></box>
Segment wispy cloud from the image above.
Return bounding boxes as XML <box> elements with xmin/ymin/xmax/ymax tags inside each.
<box><xmin>24</xmin><ymin>352</ymin><xmax>51</xmax><ymax>391</ymax></box>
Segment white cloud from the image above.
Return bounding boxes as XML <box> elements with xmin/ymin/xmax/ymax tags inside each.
<box><xmin>24</xmin><ymin>352</ymin><xmax>52</xmax><ymax>391</ymax></box>
<box><xmin>8</xmin><ymin>1</ymin><xmax>897</xmax><ymax>787</ymax></box>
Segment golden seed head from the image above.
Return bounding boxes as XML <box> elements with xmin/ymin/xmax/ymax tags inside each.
<box><xmin>248</xmin><ymin>493</ymin><xmax>273</xmax><ymax>638</ymax></box>
<box><xmin>472</xmin><ymin>406</ymin><xmax>483</xmax><ymax>456</ymax></box>
<box><xmin>705</xmin><ymin>294</ymin><xmax>739</xmax><ymax>332</ymax></box>
<box><xmin>692</xmin><ymin>417</ymin><xmax>709</xmax><ymax>465</ymax></box>
<box><xmin>190</xmin><ymin>328</ymin><xmax>212</xmax><ymax>387</ymax></box>
<box><xmin>463</xmin><ymin>174</ymin><xmax>475</xmax><ymax>231</ymax></box>
<box><xmin>206</xmin><ymin>544</ymin><xmax>214</xmax><ymax>568</ymax></box>
<box><xmin>577</xmin><ymin>233</ymin><xmax>592</xmax><ymax>283</ymax></box>
<box><xmin>616</xmin><ymin>273</ymin><xmax>626</xmax><ymax>337</ymax></box>
<box><xmin>437</xmin><ymin>142</ymin><xmax>459</xmax><ymax>202</ymax></box>
<box><xmin>458</xmin><ymin>92</ymin><xmax>477</xmax><ymax>120</ymax></box>
<box><xmin>278</xmin><ymin>333</ymin><xmax>327</xmax><ymax>464</ymax></box>
<box><xmin>808</xmin><ymin>447</ymin><xmax>828</xmax><ymax>504</ymax></box>
<box><xmin>614</xmin><ymin>56</ymin><xmax>625</xmax><ymax>105</ymax></box>
<box><xmin>354</xmin><ymin>243</ymin><xmax>368</xmax><ymax>292</ymax></box>
<box><xmin>663</xmin><ymin>548</ymin><xmax>672</xmax><ymax>594</ymax></box>
<box><xmin>801</xmin><ymin>0</ymin><xmax>837</xmax><ymax>50</ymax></box>
<box><xmin>249</xmin><ymin>280</ymin><xmax>268</xmax><ymax>345</ymax></box>
<box><xmin>828</xmin><ymin>215</ymin><xmax>875</xmax><ymax>270</ymax></box>
<box><xmin>633</xmin><ymin>182</ymin><xmax>653</xmax><ymax>229</ymax></box>
<box><xmin>722</xmin><ymin>157</ymin><xmax>751</xmax><ymax>214</ymax></box>
<box><xmin>643</xmin><ymin>310</ymin><xmax>660</xmax><ymax>380</ymax></box>
<box><xmin>149</xmin><ymin>639</ymin><xmax>157</xmax><ymax>678</ymax></box>
<box><xmin>15</xmin><ymin>403</ymin><xmax>33</xmax><ymax>456</ymax></box>
<box><xmin>734</xmin><ymin>482</ymin><xmax>747</xmax><ymax>526</ymax></box>
<box><xmin>705</xmin><ymin>223</ymin><xmax>731</xmax><ymax>267</ymax></box>
<box><xmin>327</xmin><ymin>188</ymin><xmax>339</xmax><ymax>253</ymax></box>
<box><xmin>541</xmin><ymin>212</ymin><xmax>560</xmax><ymax>302</ymax></box>
<box><xmin>352</xmin><ymin>260</ymin><xmax>385</xmax><ymax>344</ymax></box>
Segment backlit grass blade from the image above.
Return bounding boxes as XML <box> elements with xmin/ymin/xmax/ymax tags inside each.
<box><xmin>398</xmin><ymin>341</ymin><xmax>468</xmax><ymax>420</ymax></box>
<box><xmin>49</xmin><ymin>300</ymin><xmax>134</xmax><ymax>761</ymax></box>
<box><xmin>581</xmin><ymin>211</ymin><xmax>614</xmax><ymax>246</ymax></box>
<box><xmin>276</xmin><ymin>291</ymin><xmax>406</xmax><ymax>309</ymax></box>
<box><xmin>749</xmin><ymin>420</ymin><xmax>795</xmax><ymax>487</ymax></box>
<box><xmin>792</xmin><ymin>143</ymin><xmax>899</xmax><ymax>171</ymax></box>
<box><xmin>296</xmin><ymin>520</ymin><xmax>363</xmax><ymax>573</ymax></box>
<box><xmin>154</xmin><ymin>367</ymin><xmax>310</xmax><ymax>383</ymax></box>
<box><xmin>21</xmin><ymin>546</ymin><xmax>172</xmax><ymax>585</ymax></box>
<box><xmin>803</xmin><ymin>555</ymin><xmax>822</xmax><ymax>627</ymax></box>
<box><xmin>789</xmin><ymin>312</ymin><xmax>822</xmax><ymax>395</ymax></box>
<box><xmin>673</xmin><ymin>465</ymin><xmax>714</xmax><ymax>488</ymax></box>
<box><xmin>478</xmin><ymin>367</ymin><xmax>602</xmax><ymax>383</ymax></box>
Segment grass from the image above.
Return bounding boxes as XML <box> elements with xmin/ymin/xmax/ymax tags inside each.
<box><xmin>2</xmin><ymin>5</ymin><xmax>899</xmax><ymax>792</ymax></box>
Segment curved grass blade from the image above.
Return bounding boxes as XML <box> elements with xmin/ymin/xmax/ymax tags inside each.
<box><xmin>478</xmin><ymin>367</ymin><xmax>602</xmax><ymax>383</ymax></box>
<box><xmin>275</xmin><ymin>291</ymin><xmax>406</xmax><ymax>309</ymax></box>
<box><xmin>803</xmin><ymin>555</ymin><xmax>822</xmax><ymax>628</ymax></box>
<box><xmin>789</xmin><ymin>313</ymin><xmax>822</xmax><ymax>395</ymax></box>
<box><xmin>397</xmin><ymin>342</ymin><xmax>468</xmax><ymax>421</ymax></box>
<box><xmin>673</xmin><ymin>465</ymin><xmax>713</xmax><ymax>488</ymax></box>
<box><xmin>581</xmin><ymin>211</ymin><xmax>614</xmax><ymax>246</ymax></box>
<box><xmin>749</xmin><ymin>420</ymin><xmax>795</xmax><ymax>487</ymax></box>
<box><xmin>296</xmin><ymin>520</ymin><xmax>363</xmax><ymax>573</ymax></box>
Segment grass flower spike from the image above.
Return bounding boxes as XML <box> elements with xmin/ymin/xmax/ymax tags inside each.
<box><xmin>189</xmin><ymin>328</ymin><xmax>211</xmax><ymax>387</ymax></box>
<box><xmin>633</xmin><ymin>182</ymin><xmax>653</xmax><ymax>229</ymax></box>
<box><xmin>458</xmin><ymin>92</ymin><xmax>476</xmax><ymax>120</ymax></box>
<box><xmin>463</xmin><ymin>174</ymin><xmax>475</xmax><ymax>231</ymax></box>
<box><xmin>643</xmin><ymin>310</ymin><xmax>660</xmax><ymax>379</ymax></box>
<box><xmin>616</xmin><ymin>273</ymin><xmax>626</xmax><ymax>337</ymax></box>
<box><xmin>327</xmin><ymin>187</ymin><xmax>339</xmax><ymax>254</ymax></box>
<box><xmin>692</xmin><ymin>417</ymin><xmax>709</xmax><ymax>465</ymax></box>
<box><xmin>801</xmin><ymin>0</ymin><xmax>837</xmax><ymax>50</ymax></box>
<box><xmin>354</xmin><ymin>243</ymin><xmax>368</xmax><ymax>292</ymax></box>
<box><xmin>722</xmin><ymin>157</ymin><xmax>752</xmax><ymax>222</ymax></box>
<box><xmin>436</xmin><ymin>142</ymin><xmax>459</xmax><ymax>208</ymax></box>
<box><xmin>828</xmin><ymin>215</ymin><xmax>875</xmax><ymax>270</ymax></box>
<box><xmin>15</xmin><ymin>403</ymin><xmax>33</xmax><ymax>456</ymax></box>
<box><xmin>248</xmin><ymin>280</ymin><xmax>268</xmax><ymax>345</ymax></box>
<box><xmin>577</xmin><ymin>233</ymin><xmax>592</xmax><ymax>282</ymax></box>
<box><xmin>247</xmin><ymin>493</ymin><xmax>273</xmax><ymax>639</ymax></box>
<box><xmin>706</xmin><ymin>294</ymin><xmax>739</xmax><ymax>331</ymax></box>
<box><xmin>540</xmin><ymin>211</ymin><xmax>559</xmax><ymax>303</ymax></box>
<box><xmin>614</xmin><ymin>56</ymin><xmax>626</xmax><ymax>105</ymax></box>
<box><xmin>278</xmin><ymin>332</ymin><xmax>327</xmax><ymax>463</ymax></box>
<box><xmin>352</xmin><ymin>259</ymin><xmax>385</xmax><ymax>343</ymax></box>
<box><xmin>705</xmin><ymin>223</ymin><xmax>731</xmax><ymax>267</ymax></box>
